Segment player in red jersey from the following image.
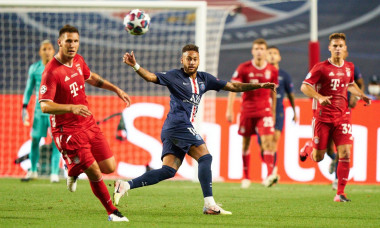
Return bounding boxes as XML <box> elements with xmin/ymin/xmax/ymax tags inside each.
<box><xmin>299</xmin><ymin>33</ymin><xmax>371</xmax><ymax>202</ymax></box>
<box><xmin>226</xmin><ymin>38</ymin><xmax>278</xmax><ymax>188</ymax></box>
<box><xmin>39</xmin><ymin>25</ymin><xmax>131</xmax><ymax>221</ymax></box>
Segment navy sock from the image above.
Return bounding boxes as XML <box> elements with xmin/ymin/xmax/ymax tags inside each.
<box><xmin>128</xmin><ymin>165</ymin><xmax>176</xmax><ymax>189</ymax></box>
<box><xmin>327</xmin><ymin>151</ymin><xmax>336</xmax><ymax>160</ymax></box>
<box><xmin>198</xmin><ymin>154</ymin><xmax>213</xmax><ymax>198</ymax></box>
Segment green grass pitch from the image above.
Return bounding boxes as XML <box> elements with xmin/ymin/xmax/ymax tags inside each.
<box><xmin>0</xmin><ymin>178</ymin><xmax>379</xmax><ymax>227</ymax></box>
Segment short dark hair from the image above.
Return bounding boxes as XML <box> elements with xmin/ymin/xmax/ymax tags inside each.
<box><xmin>252</xmin><ymin>38</ymin><xmax>267</xmax><ymax>48</ymax></box>
<box><xmin>59</xmin><ymin>24</ymin><xmax>79</xmax><ymax>37</ymax></box>
<box><xmin>267</xmin><ymin>45</ymin><xmax>279</xmax><ymax>52</ymax></box>
<box><xmin>329</xmin><ymin>33</ymin><xmax>346</xmax><ymax>43</ymax></box>
<box><xmin>182</xmin><ymin>44</ymin><xmax>199</xmax><ymax>53</ymax></box>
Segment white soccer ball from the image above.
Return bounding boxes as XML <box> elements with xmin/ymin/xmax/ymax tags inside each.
<box><xmin>123</xmin><ymin>9</ymin><xmax>150</xmax><ymax>35</ymax></box>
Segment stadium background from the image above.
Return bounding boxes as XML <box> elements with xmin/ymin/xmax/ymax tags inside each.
<box><xmin>0</xmin><ymin>0</ymin><xmax>379</xmax><ymax>184</ymax></box>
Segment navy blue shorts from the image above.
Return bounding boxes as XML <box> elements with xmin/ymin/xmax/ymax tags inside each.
<box><xmin>161</xmin><ymin>127</ymin><xmax>205</xmax><ymax>161</ymax></box>
<box><xmin>275</xmin><ymin>111</ymin><xmax>285</xmax><ymax>132</ymax></box>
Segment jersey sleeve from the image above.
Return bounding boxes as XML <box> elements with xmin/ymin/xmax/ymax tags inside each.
<box><xmin>154</xmin><ymin>71</ymin><xmax>171</xmax><ymax>86</ymax></box>
<box><xmin>205</xmin><ymin>72</ymin><xmax>227</xmax><ymax>92</ymax></box>
<box><xmin>230</xmin><ymin>64</ymin><xmax>244</xmax><ymax>83</ymax></box>
<box><xmin>303</xmin><ymin>64</ymin><xmax>321</xmax><ymax>86</ymax></box>
<box><xmin>39</xmin><ymin>69</ymin><xmax>57</xmax><ymax>102</ymax></box>
<box><xmin>23</xmin><ymin>64</ymin><xmax>36</xmax><ymax>105</ymax></box>
<box><xmin>80</xmin><ymin>56</ymin><xmax>91</xmax><ymax>80</ymax></box>
<box><xmin>283</xmin><ymin>71</ymin><xmax>294</xmax><ymax>94</ymax></box>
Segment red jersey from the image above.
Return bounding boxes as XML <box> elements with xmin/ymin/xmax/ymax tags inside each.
<box><xmin>231</xmin><ymin>60</ymin><xmax>278</xmax><ymax>117</ymax></box>
<box><xmin>303</xmin><ymin>59</ymin><xmax>354</xmax><ymax>123</ymax></box>
<box><xmin>39</xmin><ymin>54</ymin><xmax>95</xmax><ymax>133</ymax></box>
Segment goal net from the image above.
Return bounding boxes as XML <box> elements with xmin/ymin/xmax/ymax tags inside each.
<box><xmin>0</xmin><ymin>1</ymin><xmax>230</xmax><ymax>179</ymax></box>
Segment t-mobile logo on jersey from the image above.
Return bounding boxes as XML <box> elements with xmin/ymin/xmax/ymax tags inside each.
<box><xmin>330</xmin><ymin>78</ymin><xmax>340</xmax><ymax>91</ymax></box>
<box><xmin>69</xmin><ymin>82</ymin><xmax>79</xmax><ymax>97</ymax></box>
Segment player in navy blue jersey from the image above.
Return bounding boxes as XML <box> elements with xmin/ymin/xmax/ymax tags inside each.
<box><xmin>257</xmin><ymin>46</ymin><xmax>297</xmax><ymax>186</ymax></box>
<box><xmin>114</xmin><ymin>44</ymin><xmax>276</xmax><ymax>215</ymax></box>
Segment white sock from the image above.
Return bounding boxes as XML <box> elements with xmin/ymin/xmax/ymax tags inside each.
<box><xmin>124</xmin><ymin>181</ymin><xmax>131</xmax><ymax>190</ymax></box>
<box><xmin>204</xmin><ymin>196</ymin><xmax>216</xmax><ymax>206</ymax></box>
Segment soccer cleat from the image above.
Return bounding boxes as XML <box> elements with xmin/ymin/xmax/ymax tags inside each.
<box><xmin>67</xmin><ymin>176</ymin><xmax>78</xmax><ymax>192</ymax></box>
<box><xmin>332</xmin><ymin>179</ymin><xmax>338</xmax><ymax>190</ymax></box>
<box><xmin>241</xmin><ymin>179</ymin><xmax>251</xmax><ymax>189</ymax></box>
<box><xmin>299</xmin><ymin>140</ymin><xmax>313</xmax><ymax>162</ymax></box>
<box><xmin>263</xmin><ymin>174</ymin><xmax>280</xmax><ymax>187</ymax></box>
<box><xmin>334</xmin><ymin>194</ymin><xmax>351</xmax><ymax>202</ymax></box>
<box><xmin>50</xmin><ymin>174</ymin><xmax>59</xmax><ymax>183</ymax></box>
<box><xmin>203</xmin><ymin>204</ymin><xmax>232</xmax><ymax>215</ymax></box>
<box><xmin>108</xmin><ymin>210</ymin><xmax>129</xmax><ymax>222</ymax></box>
<box><xmin>21</xmin><ymin>171</ymin><xmax>38</xmax><ymax>181</ymax></box>
<box><xmin>113</xmin><ymin>180</ymin><xmax>129</xmax><ymax>206</ymax></box>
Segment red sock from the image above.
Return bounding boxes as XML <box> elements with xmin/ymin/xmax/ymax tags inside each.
<box><xmin>263</xmin><ymin>151</ymin><xmax>274</xmax><ymax>175</ymax></box>
<box><xmin>337</xmin><ymin>158</ymin><xmax>350</xmax><ymax>195</ymax></box>
<box><xmin>242</xmin><ymin>153</ymin><xmax>250</xmax><ymax>179</ymax></box>
<box><xmin>90</xmin><ymin>178</ymin><xmax>117</xmax><ymax>215</ymax></box>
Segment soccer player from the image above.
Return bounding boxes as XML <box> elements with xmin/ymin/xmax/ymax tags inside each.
<box><xmin>21</xmin><ymin>40</ymin><xmax>61</xmax><ymax>183</ymax></box>
<box><xmin>114</xmin><ymin>44</ymin><xmax>276</xmax><ymax>215</ymax></box>
<box><xmin>299</xmin><ymin>33</ymin><xmax>371</xmax><ymax>202</ymax></box>
<box><xmin>259</xmin><ymin>46</ymin><xmax>297</xmax><ymax>183</ymax></box>
<box><xmin>39</xmin><ymin>25</ymin><xmax>131</xmax><ymax>222</ymax></box>
<box><xmin>225</xmin><ymin>38</ymin><xmax>278</xmax><ymax>188</ymax></box>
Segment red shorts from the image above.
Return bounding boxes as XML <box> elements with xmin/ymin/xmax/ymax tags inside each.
<box><xmin>312</xmin><ymin>117</ymin><xmax>353</xmax><ymax>150</ymax></box>
<box><xmin>53</xmin><ymin>124</ymin><xmax>113</xmax><ymax>177</ymax></box>
<box><xmin>238</xmin><ymin>114</ymin><xmax>275</xmax><ymax>137</ymax></box>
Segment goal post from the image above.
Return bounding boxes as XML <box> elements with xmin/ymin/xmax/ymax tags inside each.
<box><xmin>0</xmin><ymin>0</ymin><xmax>229</xmax><ymax>179</ymax></box>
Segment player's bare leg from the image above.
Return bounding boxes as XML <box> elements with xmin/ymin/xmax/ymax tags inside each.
<box><xmin>241</xmin><ymin>136</ymin><xmax>251</xmax><ymax>188</ymax></box>
<box><xmin>85</xmin><ymin>161</ymin><xmax>128</xmax><ymax>221</ymax></box>
<box><xmin>334</xmin><ymin>144</ymin><xmax>351</xmax><ymax>202</ymax></box>
<box><xmin>98</xmin><ymin>156</ymin><xmax>116</xmax><ymax>174</ymax></box>
<box><xmin>188</xmin><ymin>144</ymin><xmax>231</xmax><ymax>215</ymax></box>
<box><xmin>114</xmin><ymin>154</ymin><xmax>178</xmax><ymax>206</ymax></box>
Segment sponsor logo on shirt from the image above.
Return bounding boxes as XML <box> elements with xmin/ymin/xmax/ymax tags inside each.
<box><xmin>65</xmin><ymin>76</ymin><xmax>70</xmax><ymax>82</ymax></box>
<box><xmin>336</xmin><ymin>72</ymin><xmax>345</xmax><ymax>76</ymax></box>
<box><xmin>40</xmin><ymin>85</ymin><xmax>47</xmax><ymax>94</ymax></box>
<box><xmin>329</xmin><ymin>72</ymin><xmax>335</xmax><ymax>76</ymax></box>
<box><xmin>305</xmin><ymin>72</ymin><xmax>311</xmax><ymax>79</ymax></box>
<box><xmin>71</xmin><ymin>73</ymin><xmax>78</xmax><ymax>78</ymax></box>
<box><xmin>248</xmin><ymin>72</ymin><xmax>254</xmax><ymax>77</ymax></box>
<box><xmin>183</xmin><ymin>82</ymin><xmax>190</xmax><ymax>85</ymax></box>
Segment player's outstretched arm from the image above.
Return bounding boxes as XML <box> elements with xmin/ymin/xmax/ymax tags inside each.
<box><xmin>222</xmin><ymin>82</ymin><xmax>276</xmax><ymax>93</ymax></box>
<box><xmin>40</xmin><ymin>101</ymin><xmax>92</xmax><ymax>117</ymax></box>
<box><xmin>123</xmin><ymin>51</ymin><xmax>158</xmax><ymax>83</ymax></box>
<box><xmin>300</xmin><ymin>83</ymin><xmax>332</xmax><ymax>106</ymax></box>
<box><xmin>86</xmin><ymin>72</ymin><xmax>131</xmax><ymax>106</ymax></box>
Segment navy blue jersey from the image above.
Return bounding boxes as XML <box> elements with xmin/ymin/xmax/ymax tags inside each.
<box><xmin>155</xmin><ymin>69</ymin><xmax>227</xmax><ymax>130</ymax></box>
<box><xmin>275</xmin><ymin>69</ymin><xmax>294</xmax><ymax>115</ymax></box>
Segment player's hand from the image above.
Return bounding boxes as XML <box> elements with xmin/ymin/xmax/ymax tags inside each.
<box><xmin>360</xmin><ymin>94</ymin><xmax>372</xmax><ymax>106</ymax></box>
<box><xmin>116</xmin><ymin>88</ymin><xmax>131</xmax><ymax>107</ymax></box>
<box><xmin>123</xmin><ymin>51</ymin><xmax>137</xmax><ymax>67</ymax></box>
<box><xmin>22</xmin><ymin>107</ymin><xmax>30</xmax><ymax>127</ymax></box>
<box><xmin>261</xmin><ymin>82</ymin><xmax>276</xmax><ymax>93</ymax></box>
<box><xmin>71</xmin><ymin>105</ymin><xmax>92</xmax><ymax>117</ymax></box>
<box><xmin>293</xmin><ymin>113</ymin><xmax>298</xmax><ymax>123</ymax></box>
<box><xmin>226</xmin><ymin>111</ymin><xmax>234</xmax><ymax>123</ymax></box>
<box><xmin>318</xmin><ymin>96</ymin><xmax>332</xmax><ymax>106</ymax></box>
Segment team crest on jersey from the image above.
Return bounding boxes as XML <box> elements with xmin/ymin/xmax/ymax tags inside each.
<box><xmin>199</xmin><ymin>83</ymin><xmax>205</xmax><ymax>91</ymax></box>
<box><xmin>232</xmin><ymin>71</ymin><xmax>238</xmax><ymax>78</ymax></box>
<box><xmin>346</xmin><ymin>68</ymin><xmax>351</xmax><ymax>77</ymax></box>
<box><xmin>314</xmin><ymin>136</ymin><xmax>319</xmax><ymax>144</ymax></box>
<box><xmin>73</xmin><ymin>156</ymin><xmax>80</xmax><ymax>164</ymax></box>
<box><xmin>240</xmin><ymin>126</ymin><xmax>245</xmax><ymax>133</ymax></box>
<box><xmin>77</xmin><ymin>67</ymin><xmax>83</xmax><ymax>75</ymax></box>
<box><xmin>40</xmin><ymin>85</ymin><xmax>47</xmax><ymax>94</ymax></box>
<box><xmin>265</xmin><ymin>70</ymin><xmax>271</xmax><ymax>79</ymax></box>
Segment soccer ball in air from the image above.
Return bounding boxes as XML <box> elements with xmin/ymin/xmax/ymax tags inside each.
<box><xmin>123</xmin><ymin>9</ymin><xmax>150</xmax><ymax>35</ymax></box>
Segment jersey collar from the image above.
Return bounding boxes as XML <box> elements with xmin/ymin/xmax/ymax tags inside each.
<box><xmin>328</xmin><ymin>58</ymin><xmax>345</xmax><ymax>68</ymax></box>
<box><xmin>251</xmin><ymin>60</ymin><xmax>267</xmax><ymax>70</ymax></box>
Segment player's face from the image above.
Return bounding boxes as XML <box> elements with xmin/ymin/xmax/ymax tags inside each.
<box><xmin>267</xmin><ymin>48</ymin><xmax>281</xmax><ymax>65</ymax></box>
<box><xmin>181</xmin><ymin>51</ymin><xmax>199</xmax><ymax>75</ymax></box>
<box><xmin>328</xmin><ymin>39</ymin><xmax>347</xmax><ymax>59</ymax></box>
<box><xmin>251</xmin><ymin>44</ymin><xmax>267</xmax><ymax>60</ymax></box>
<box><xmin>39</xmin><ymin>43</ymin><xmax>55</xmax><ymax>62</ymax></box>
<box><xmin>58</xmin><ymin>32</ymin><xmax>80</xmax><ymax>59</ymax></box>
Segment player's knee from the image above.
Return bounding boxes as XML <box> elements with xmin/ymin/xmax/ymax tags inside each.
<box><xmin>162</xmin><ymin>165</ymin><xmax>177</xmax><ymax>179</ymax></box>
<box><xmin>101</xmin><ymin>165</ymin><xmax>116</xmax><ymax>174</ymax></box>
